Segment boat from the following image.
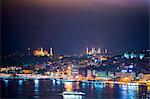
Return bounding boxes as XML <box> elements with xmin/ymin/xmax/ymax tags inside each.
<box><xmin>61</xmin><ymin>91</ymin><xmax>85</xmax><ymax>96</ymax></box>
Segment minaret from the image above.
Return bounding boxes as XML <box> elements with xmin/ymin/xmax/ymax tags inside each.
<box><xmin>41</xmin><ymin>47</ymin><xmax>43</xmax><ymax>51</ymax></box>
<box><xmin>50</xmin><ymin>47</ymin><xmax>53</xmax><ymax>56</ymax></box>
<box><xmin>93</xmin><ymin>47</ymin><xmax>96</xmax><ymax>52</ymax></box>
<box><xmin>92</xmin><ymin>47</ymin><xmax>94</xmax><ymax>54</ymax></box>
<box><xmin>98</xmin><ymin>48</ymin><xmax>101</xmax><ymax>54</ymax></box>
<box><xmin>105</xmin><ymin>49</ymin><xmax>108</xmax><ymax>53</ymax></box>
<box><xmin>86</xmin><ymin>47</ymin><xmax>89</xmax><ymax>54</ymax></box>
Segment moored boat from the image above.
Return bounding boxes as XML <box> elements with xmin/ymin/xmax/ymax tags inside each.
<box><xmin>61</xmin><ymin>91</ymin><xmax>85</xmax><ymax>96</ymax></box>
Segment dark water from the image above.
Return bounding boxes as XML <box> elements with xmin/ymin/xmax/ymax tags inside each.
<box><xmin>1</xmin><ymin>79</ymin><xmax>141</xmax><ymax>99</ymax></box>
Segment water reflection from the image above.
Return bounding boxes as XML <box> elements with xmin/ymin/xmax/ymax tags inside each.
<box><xmin>18</xmin><ymin>80</ymin><xmax>23</xmax><ymax>86</ymax></box>
<box><xmin>81</xmin><ymin>82</ymin><xmax>86</xmax><ymax>88</ymax></box>
<box><xmin>64</xmin><ymin>82</ymin><xmax>73</xmax><ymax>91</ymax></box>
<box><xmin>94</xmin><ymin>83</ymin><xmax>105</xmax><ymax>89</ymax></box>
<box><xmin>76</xmin><ymin>82</ymin><xmax>80</xmax><ymax>90</ymax></box>
<box><xmin>120</xmin><ymin>85</ymin><xmax>128</xmax><ymax>90</ymax></box>
<box><xmin>108</xmin><ymin>83</ymin><xmax>114</xmax><ymax>88</ymax></box>
<box><xmin>4</xmin><ymin>79</ymin><xmax>9</xmax><ymax>86</ymax></box>
<box><xmin>1</xmin><ymin>79</ymin><xmax>142</xmax><ymax>99</ymax></box>
<box><xmin>63</xmin><ymin>82</ymin><xmax>84</xmax><ymax>99</ymax></box>
<box><xmin>34</xmin><ymin>79</ymin><xmax>39</xmax><ymax>85</ymax></box>
<box><xmin>56</xmin><ymin>79</ymin><xmax>61</xmax><ymax>85</ymax></box>
<box><xmin>52</xmin><ymin>79</ymin><xmax>56</xmax><ymax>85</ymax></box>
<box><xmin>34</xmin><ymin>79</ymin><xmax>40</xmax><ymax>97</ymax></box>
<box><xmin>120</xmin><ymin>84</ymin><xmax>139</xmax><ymax>99</ymax></box>
<box><xmin>147</xmin><ymin>86</ymin><xmax>150</xmax><ymax>92</ymax></box>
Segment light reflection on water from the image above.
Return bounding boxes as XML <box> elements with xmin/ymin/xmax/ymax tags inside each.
<box><xmin>4</xmin><ymin>79</ymin><xmax>9</xmax><ymax>86</ymax></box>
<box><xmin>64</xmin><ymin>82</ymin><xmax>73</xmax><ymax>91</ymax></box>
<box><xmin>34</xmin><ymin>79</ymin><xmax>39</xmax><ymax>85</ymax></box>
<box><xmin>120</xmin><ymin>84</ymin><xmax>139</xmax><ymax>99</ymax></box>
<box><xmin>34</xmin><ymin>79</ymin><xmax>40</xmax><ymax>97</ymax></box>
<box><xmin>18</xmin><ymin>80</ymin><xmax>23</xmax><ymax>86</ymax></box>
<box><xmin>1</xmin><ymin>79</ymin><xmax>142</xmax><ymax>99</ymax></box>
<box><xmin>63</xmin><ymin>81</ymin><xmax>84</xmax><ymax>99</ymax></box>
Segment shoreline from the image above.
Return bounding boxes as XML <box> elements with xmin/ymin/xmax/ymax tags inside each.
<box><xmin>0</xmin><ymin>74</ymin><xmax>147</xmax><ymax>86</ymax></box>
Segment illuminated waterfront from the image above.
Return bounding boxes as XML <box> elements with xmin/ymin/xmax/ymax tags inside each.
<box><xmin>1</xmin><ymin>79</ymin><xmax>147</xmax><ymax>99</ymax></box>
<box><xmin>1</xmin><ymin>0</ymin><xmax>149</xmax><ymax>98</ymax></box>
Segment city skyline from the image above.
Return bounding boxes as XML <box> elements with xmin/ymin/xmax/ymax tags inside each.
<box><xmin>1</xmin><ymin>1</ymin><xmax>150</xmax><ymax>98</ymax></box>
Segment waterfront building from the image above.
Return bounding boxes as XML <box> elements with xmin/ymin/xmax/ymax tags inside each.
<box><xmin>115</xmin><ymin>72</ymin><xmax>136</xmax><ymax>80</ymax></box>
<box><xmin>138</xmin><ymin>73</ymin><xmax>150</xmax><ymax>81</ymax></box>
<box><xmin>71</xmin><ymin>64</ymin><xmax>79</xmax><ymax>77</ymax></box>
<box><xmin>87</xmin><ymin>69</ymin><xmax>92</xmax><ymax>77</ymax></box>
<box><xmin>123</xmin><ymin>52</ymin><xmax>145</xmax><ymax>59</ymax></box>
<box><xmin>95</xmin><ymin>71</ymin><xmax>113</xmax><ymax>78</ymax></box>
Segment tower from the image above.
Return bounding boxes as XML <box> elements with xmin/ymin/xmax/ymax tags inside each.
<box><xmin>92</xmin><ymin>47</ymin><xmax>94</xmax><ymax>54</ymax></box>
<box><xmin>98</xmin><ymin>48</ymin><xmax>101</xmax><ymax>54</ymax></box>
<box><xmin>50</xmin><ymin>47</ymin><xmax>53</xmax><ymax>56</ymax></box>
<box><xmin>41</xmin><ymin>47</ymin><xmax>43</xmax><ymax>51</ymax></box>
<box><xmin>86</xmin><ymin>47</ymin><xmax>89</xmax><ymax>54</ymax></box>
<box><xmin>27</xmin><ymin>47</ymin><xmax>31</xmax><ymax>55</ymax></box>
<box><xmin>93</xmin><ymin>47</ymin><xmax>96</xmax><ymax>52</ymax></box>
<box><xmin>92</xmin><ymin>47</ymin><xmax>96</xmax><ymax>54</ymax></box>
<box><xmin>105</xmin><ymin>49</ymin><xmax>108</xmax><ymax>53</ymax></box>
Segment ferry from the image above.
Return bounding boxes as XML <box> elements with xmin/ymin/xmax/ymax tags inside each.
<box><xmin>61</xmin><ymin>91</ymin><xmax>85</xmax><ymax>96</ymax></box>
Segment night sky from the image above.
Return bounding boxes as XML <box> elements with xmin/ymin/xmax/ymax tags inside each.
<box><xmin>1</xmin><ymin>0</ymin><xmax>149</xmax><ymax>55</ymax></box>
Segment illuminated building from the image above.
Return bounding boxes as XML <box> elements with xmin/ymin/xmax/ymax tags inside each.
<box><xmin>115</xmin><ymin>72</ymin><xmax>136</xmax><ymax>80</ymax></box>
<box><xmin>33</xmin><ymin>48</ymin><xmax>49</xmax><ymax>56</ymax></box>
<box><xmin>50</xmin><ymin>47</ymin><xmax>53</xmax><ymax>56</ymax></box>
<box><xmin>105</xmin><ymin>49</ymin><xmax>108</xmax><ymax>53</ymax></box>
<box><xmin>66</xmin><ymin>66</ymin><xmax>72</xmax><ymax>77</ymax></box>
<box><xmin>86</xmin><ymin>47</ymin><xmax>102</xmax><ymax>55</ymax></box>
<box><xmin>33</xmin><ymin>47</ymin><xmax>54</xmax><ymax>57</ymax></box>
<box><xmin>22</xmin><ymin>70</ymin><xmax>32</xmax><ymax>74</ymax></box>
<box><xmin>98</xmin><ymin>48</ymin><xmax>101</xmax><ymax>54</ymax></box>
<box><xmin>87</xmin><ymin>69</ymin><xmax>92</xmax><ymax>77</ymax></box>
<box><xmin>123</xmin><ymin>52</ymin><xmax>145</xmax><ymax>59</ymax></box>
<box><xmin>86</xmin><ymin>47</ymin><xmax>89</xmax><ymax>54</ymax></box>
<box><xmin>139</xmin><ymin>54</ymin><xmax>145</xmax><ymax>59</ymax></box>
<box><xmin>95</xmin><ymin>71</ymin><xmax>113</xmax><ymax>78</ymax></box>
<box><xmin>59</xmin><ymin>55</ymin><xmax>63</xmax><ymax>59</ymax></box>
<box><xmin>71</xmin><ymin>64</ymin><xmax>79</xmax><ymax>77</ymax></box>
<box><xmin>138</xmin><ymin>73</ymin><xmax>150</xmax><ymax>81</ymax></box>
<box><xmin>92</xmin><ymin>47</ymin><xmax>95</xmax><ymax>54</ymax></box>
<box><xmin>85</xmin><ymin>47</ymin><xmax>109</xmax><ymax>55</ymax></box>
<box><xmin>99</xmin><ymin>57</ymin><xmax>108</xmax><ymax>60</ymax></box>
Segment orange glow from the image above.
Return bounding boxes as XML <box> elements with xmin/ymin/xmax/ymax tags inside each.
<box><xmin>66</xmin><ymin>66</ymin><xmax>71</xmax><ymax>77</ymax></box>
<box><xmin>64</xmin><ymin>82</ymin><xmax>73</xmax><ymax>91</ymax></box>
<box><xmin>22</xmin><ymin>70</ymin><xmax>32</xmax><ymax>74</ymax></box>
<box><xmin>33</xmin><ymin>48</ymin><xmax>49</xmax><ymax>56</ymax></box>
<box><xmin>59</xmin><ymin>55</ymin><xmax>63</xmax><ymax>59</ymax></box>
<box><xmin>75</xmin><ymin>75</ymin><xmax>79</xmax><ymax>79</ymax></box>
<box><xmin>68</xmin><ymin>66</ymin><xmax>71</xmax><ymax>70</ymax></box>
<box><xmin>100</xmin><ymin>57</ymin><xmax>108</xmax><ymax>60</ymax></box>
<box><xmin>120</xmin><ymin>77</ymin><xmax>131</xmax><ymax>83</ymax></box>
<box><xmin>147</xmin><ymin>86</ymin><xmax>150</xmax><ymax>92</ymax></box>
<box><xmin>47</xmin><ymin>62</ymin><xmax>52</xmax><ymax>65</ymax></box>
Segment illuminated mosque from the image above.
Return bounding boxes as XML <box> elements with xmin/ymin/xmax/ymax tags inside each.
<box><xmin>33</xmin><ymin>47</ymin><xmax>53</xmax><ymax>57</ymax></box>
<box><xmin>86</xmin><ymin>47</ymin><xmax>108</xmax><ymax>55</ymax></box>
